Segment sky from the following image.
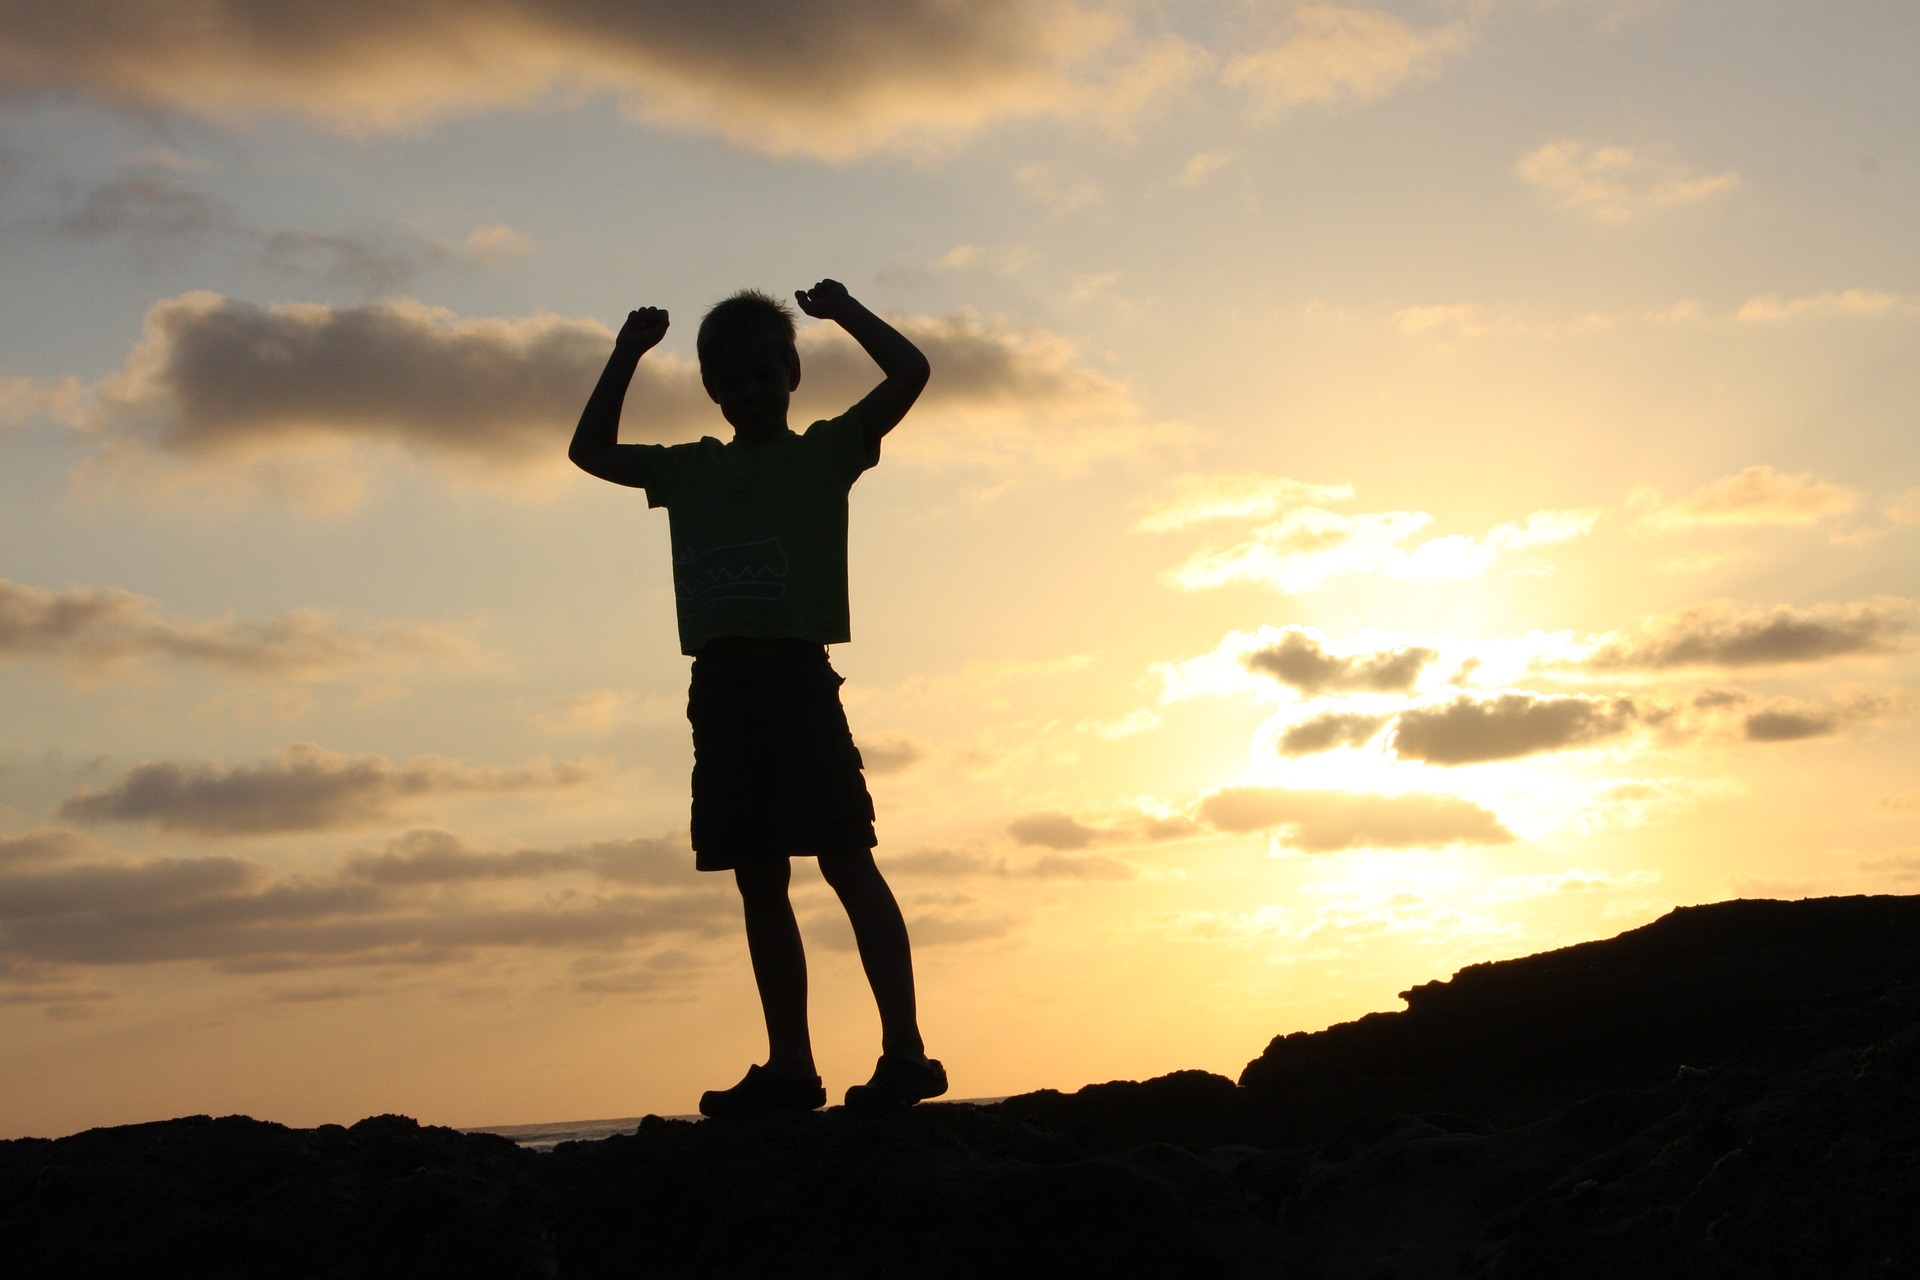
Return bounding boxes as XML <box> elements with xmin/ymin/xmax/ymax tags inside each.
<box><xmin>1</xmin><ymin>0</ymin><xmax>1917</xmax><ymax>1138</ymax></box>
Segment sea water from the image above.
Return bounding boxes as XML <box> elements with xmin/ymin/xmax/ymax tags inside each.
<box><xmin>465</xmin><ymin>1116</ymin><xmax>694</xmax><ymax>1152</ymax></box>
<box><xmin>469</xmin><ymin>1099</ymin><xmax>1000</xmax><ymax>1151</ymax></box>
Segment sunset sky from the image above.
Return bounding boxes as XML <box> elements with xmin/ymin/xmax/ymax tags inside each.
<box><xmin>2</xmin><ymin>0</ymin><xmax>1917</xmax><ymax>1138</ymax></box>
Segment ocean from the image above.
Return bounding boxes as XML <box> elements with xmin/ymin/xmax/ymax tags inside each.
<box><xmin>469</xmin><ymin>1099</ymin><xmax>1002</xmax><ymax>1152</ymax></box>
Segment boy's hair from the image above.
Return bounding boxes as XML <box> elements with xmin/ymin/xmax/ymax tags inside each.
<box><xmin>697</xmin><ymin>289</ymin><xmax>797</xmax><ymax>376</ymax></box>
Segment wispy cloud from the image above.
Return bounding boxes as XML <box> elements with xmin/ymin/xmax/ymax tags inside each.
<box><xmin>1198</xmin><ymin>786</ymin><xmax>1514</xmax><ymax>851</ymax></box>
<box><xmin>28</xmin><ymin>151</ymin><xmax>534</xmax><ymax>293</ymax></box>
<box><xmin>1224</xmin><ymin>6</ymin><xmax>1470</xmax><ymax>117</ymax></box>
<box><xmin>1149</xmin><ymin>477</ymin><xmax>1595</xmax><ymax>593</ymax></box>
<box><xmin>1736</xmin><ymin>290</ymin><xmax>1920</xmax><ymax>322</ymax></box>
<box><xmin>1136</xmin><ymin>475</ymin><xmax>1354</xmax><ymax>532</ymax></box>
<box><xmin>1518</xmin><ymin>141</ymin><xmax>1737</xmax><ymax>221</ymax></box>
<box><xmin>1633</xmin><ymin>465</ymin><xmax>1858</xmax><ymax>530</ymax></box>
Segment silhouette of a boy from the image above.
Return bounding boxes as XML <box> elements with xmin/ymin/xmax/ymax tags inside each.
<box><xmin>569</xmin><ymin>280</ymin><xmax>942</xmax><ymax>1117</ymax></box>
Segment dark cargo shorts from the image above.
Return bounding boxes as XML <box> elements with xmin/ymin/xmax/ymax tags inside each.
<box><xmin>687</xmin><ymin>642</ymin><xmax>877</xmax><ymax>872</ymax></box>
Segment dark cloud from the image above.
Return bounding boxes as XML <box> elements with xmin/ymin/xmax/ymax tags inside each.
<box><xmin>60</xmin><ymin>745</ymin><xmax>594</xmax><ymax>836</ymax></box>
<box><xmin>98</xmin><ymin>292</ymin><xmax>636</xmax><ymax>473</ymax></box>
<box><xmin>1198</xmin><ymin>786</ymin><xmax>1514</xmax><ymax>852</ymax></box>
<box><xmin>0</xmin><ymin>830</ymin><xmax>103</xmax><ymax>866</ymax></box>
<box><xmin>0</xmin><ymin>830</ymin><xmax>730</xmax><ymax>974</ymax></box>
<box><xmin>0</xmin><ymin>574</ymin><xmax>478</xmax><ymax>679</ymax></box>
<box><xmin>1245</xmin><ymin>628</ymin><xmax>1436</xmax><ymax>694</ymax></box>
<box><xmin>345</xmin><ymin>829</ymin><xmax>690</xmax><ymax>887</ymax></box>
<box><xmin>1007</xmin><ymin>811</ymin><xmax>1102</xmax><ymax>850</ymax></box>
<box><xmin>47</xmin><ymin>170</ymin><xmax>227</xmax><ymax>241</ymax></box>
<box><xmin>1278</xmin><ymin>711</ymin><xmax>1389</xmax><ymax>756</ymax></box>
<box><xmin>0</xmin><ymin>856</ymin><xmax>260</xmax><ymax>921</ymax></box>
<box><xmin>80</xmin><ymin>294</ymin><xmax>1160</xmax><ymax>496</ymax></box>
<box><xmin>25</xmin><ymin>157</ymin><xmax>530</xmax><ymax>292</ymax></box>
<box><xmin>1743</xmin><ymin>710</ymin><xmax>1837</xmax><ymax>743</ymax></box>
<box><xmin>1391</xmin><ymin>692</ymin><xmax>1640</xmax><ymax>765</ymax></box>
<box><xmin>1585</xmin><ymin>598</ymin><xmax>1919</xmax><ymax>670</ymax></box>
<box><xmin>0</xmin><ymin>2</ymin><xmax>1182</xmax><ymax>157</ymax></box>
<box><xmin>1737</xmin><ymin>692</ymin><xmax>1910</xmax><ymax>744</ymax></box>
<box><xmin>855</xmin><ymin>736</ymin><xmax>924</xmax><ymax>776</ymax></box>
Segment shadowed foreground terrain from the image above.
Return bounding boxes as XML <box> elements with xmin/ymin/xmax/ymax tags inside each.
<box><xmin>5</xmin><ymin>895</ymin><xmax>1919</xmax><ymax>1278</ymax></box>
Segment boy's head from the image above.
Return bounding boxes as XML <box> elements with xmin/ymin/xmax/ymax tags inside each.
<box><xmin>698</xmin><ymin>290</ymin><xmax>801</xmax><ymax>439</ymax></box>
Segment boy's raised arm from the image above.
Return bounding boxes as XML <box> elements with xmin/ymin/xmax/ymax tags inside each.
<box><xmin>568</xmin><ymin>306</ymin><xmax>669</xmax><ymax>487</ymax></box>
<box><xmin>794</xmin><ymin>280</ymin><xmax>929</xmax><ymax>448</ymax></box>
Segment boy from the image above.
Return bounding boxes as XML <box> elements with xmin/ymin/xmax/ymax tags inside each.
<box><xmin>568</xmin><ymin>279</ymin><xmax>942</xmax><ymax>1117</ymax></box>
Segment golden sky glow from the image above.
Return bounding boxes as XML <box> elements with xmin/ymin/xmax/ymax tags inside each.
<box><xmin>1</xmin><ymin>0</ymin><xmax>1917</xmax><ymax>1137</ymax></box>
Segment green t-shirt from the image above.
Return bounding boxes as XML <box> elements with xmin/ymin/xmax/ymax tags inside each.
<box><xmin>633</xmin><ymin>410</ymin><xmax>880</xmax><ymax>655</ymax></box>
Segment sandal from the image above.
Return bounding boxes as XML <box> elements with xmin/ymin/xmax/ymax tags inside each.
<box><xmin>698</xmin><ymin>1064</ymin><xmax>826</xmax><ymax>1119</ymax></box>
<box><xmin>843</xmin><ymin>1054</ymin><xmax>948</xmax><ymax>1112</ymax></box>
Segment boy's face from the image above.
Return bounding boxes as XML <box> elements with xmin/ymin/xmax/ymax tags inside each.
<box><xmin>702</xmin><ymin>340</ymin><xmax>801</xmax><ymax>441</ymax></box>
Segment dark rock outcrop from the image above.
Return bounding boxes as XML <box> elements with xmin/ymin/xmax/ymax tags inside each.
<box><xmin>5</xmin><ymin>895</ymin><xmax>1918</xmax><ymax>1278</ymax></box>
<box><xmin>1240</xmin><ymin>894</ymin><xmax>1920</xmax><ymax>1126</ymax></box>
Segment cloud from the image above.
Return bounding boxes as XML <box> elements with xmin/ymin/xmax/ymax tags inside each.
<box><xmin>343</xmin><ymin>829</ymin><xmax>692</xmax><ymax>887</ymax></box>
<box><xmin>1135</xmin><ymin>474</ymin><xmax>1354</xmax><ymax>532</ymax></box>
<box><xmin>1007</xmin><ymin>811</ymin><xmax>1103</xmax><ymax>850</ymax></box>
<box><xmin>1390</xmin><ymin>692</ymin><xmax>1641</xmax><ymax>765</ymax></box>
<box><xmin>52</xmin><ymin>293</ymin><xmax>1175</xmax><ymax>510</ymax></box>
<box><xmin>82</xmin><ymin>292</ymin><xmax>631</xmax><ymax>501</ymax></box>
<box><xmin>1736</xmin><ymin>290</ymin><xmax>1920</xmax><ymax>323</ymax></box>
<box><xmin>0</xmin><ymin>575</ymin><xmax>481</xmax><ymax>680</ymax></box>
<box><xmin>27</xmin><ymin>152</ymin><xmax>537</xmax><ymax>292</ymax></box>
<box><xmin>1162</xmin><ymin>500</ymin><xmax>1595</xmax><ymax>593</ymax></box>
<box><xmin>59</xmin><ymin>744</ymin><xmax>596</xmax><ymax>836</ymax></box>
<box><xmin>1198</xmin><ymin>786</ymin><xmax>1514</xmax><ymax>851</ymax></box>
<box><xmin>46</xmin><ymin>169</ymin><xmax>226</xmax><ymax>242</ymax></box>
<box><xmin>1245</xmin><ymin>626</ymin><xmax>1436</xmax><ymax>694</ymax></box>
<box><xmin>0</xmin><ymin>855</ymin><xmax>261</xmax><ymax>921</ymax></box>
<box><xmin>795</xmin><ymin>311</ymin><xmax>1184</xmax><ymax>472</ymax></box>
<box><xmin>1175</xmin><ymin>149</ymin><xmax>1235</xmax><ymax>189</ymax></box>
<box><xmin>0</xmin><ymin>835</ymin><xmax>733</xmax><ymax>975</ymax></box>
<box><xmin>1738</xmin><ymin>691</ymin><xmax>1913</xmax><ymax>744</ymax></box>
<box><xmin>1633</xmin><ymin>465</ymin><xmax>1858</xmax><ymax>530</ymax></box>
<box><xmin>1582</xmin><ymin>598</ymin><xmax>1920</xmax><ymax>670</ymax></box>
<box><xmin>1518</xmin><ymin>141</ymin><xmax>1737</xmax><ymax>220</ymax></box>
<box><xmin>0</xmin><ymin>2</ymin><xmax>1197</xmax><ymax>159</ymax></box>
<box><xmin>1876</xmin><ymin>789</ymin><xmax>1920</xmax><ymax>814</ymax></box>
<box><xmin>855</xmin><ymin>736</ymin><xmax>925</xmax><ymax>775</ymax></box>
<box><xmin>0</xmin><ymin>830</ymin><xmax>107</xmax><ymax>867</ymax></box>
<box><xmin>1224</xmin><ymin>6</ymin><xmax>1469</xmax><ymax>117</ymax></box>
<box><xmin>1277</xmin><ymin>711</ymin><xmax>1389</xmax><ymax>755</ymax></box>
<box><xmin>1741</xmin><ymin>708</ymin><xmax>1835</xmax><ymax>743</ymax></box>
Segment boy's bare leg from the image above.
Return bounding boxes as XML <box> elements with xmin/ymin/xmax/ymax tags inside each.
<box><xmin>819</xmin><ymin>848</ymin><xmax>925</xmax><ymax>1060</ymax></box>
<box><xmin>733</xmin><ymin>859</ymin><xmax>817</xmax><ymax>1079</ymax></box>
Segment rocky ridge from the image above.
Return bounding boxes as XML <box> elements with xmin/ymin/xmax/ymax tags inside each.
<box><xmin>4</xmin><ymin>894</ymin><xmax>1918</xmax><ymax>1278</ymax></box>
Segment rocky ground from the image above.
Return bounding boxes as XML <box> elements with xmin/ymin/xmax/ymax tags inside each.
<box><xmin>5</xmin><ymin>894</ymin><xmax>1918</xmax><ymax>1278</ymax></box>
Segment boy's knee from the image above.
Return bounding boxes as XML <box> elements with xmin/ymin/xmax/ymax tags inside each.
<box><xmin>733</xmin><ymin>860</ymin><xmax>792</xmax><ymax>899</ymax></box>
<box><xmin>818</xmin><ymin>847</ymin><xmax>880</xmax><ymax>893</ymax></box>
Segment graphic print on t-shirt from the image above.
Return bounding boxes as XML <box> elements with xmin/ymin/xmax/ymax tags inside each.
<box><xmin>675</xmin><ymin>537</ymin><xmax>790</xmax><ymax>614</ymax></box>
